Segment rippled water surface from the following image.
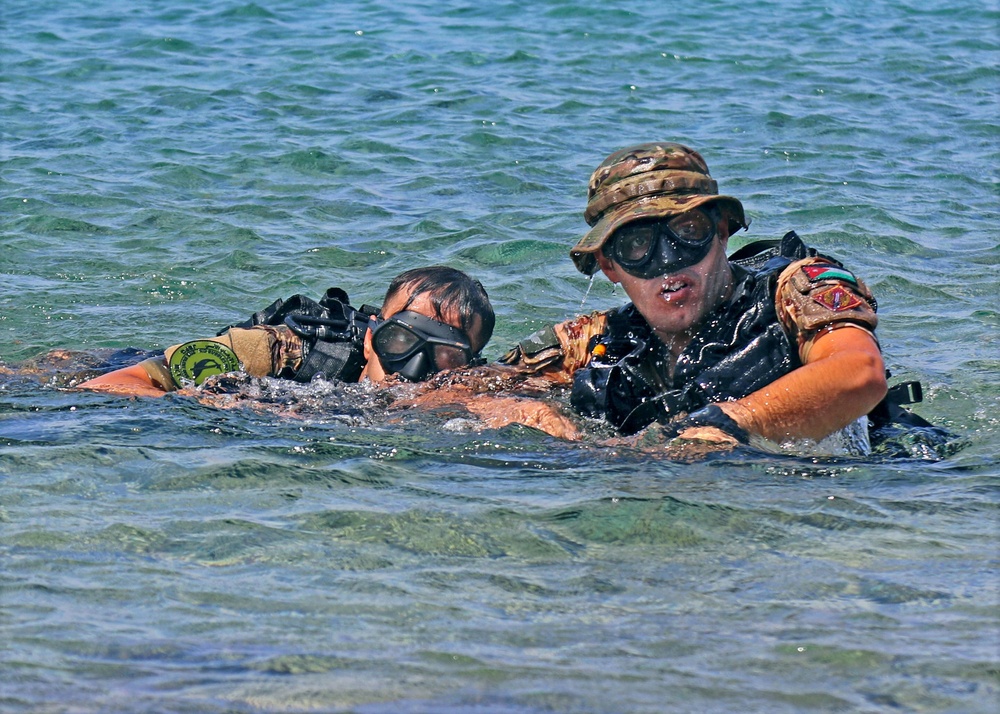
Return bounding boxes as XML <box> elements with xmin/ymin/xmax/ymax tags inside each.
<box><xmin>2</xmin><ymin>1</ymin><xmax>998</xmax><ymax>712</ymax></box>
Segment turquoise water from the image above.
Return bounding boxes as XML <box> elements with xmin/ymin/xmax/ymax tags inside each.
<box><xmin>2</xmin><ymin>1</ymin><xmax>998</xmax><ymax>712</ymax></box>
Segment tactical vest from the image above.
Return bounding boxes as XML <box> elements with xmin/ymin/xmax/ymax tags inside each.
<box><xmin>221</xmin><ymin>287</ymin><xmax>379</xmax><ymax>384</ymax></box>
<box><xmin>571</xmin><ymin>232</ymin><xmax>820</xmax><ymax>434</ymax></box>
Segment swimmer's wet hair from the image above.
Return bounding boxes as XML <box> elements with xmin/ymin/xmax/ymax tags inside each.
<box><xmin>384</xmin><ymin>266</ymin><xmax>496</xmax><ymax>353</ymax></box>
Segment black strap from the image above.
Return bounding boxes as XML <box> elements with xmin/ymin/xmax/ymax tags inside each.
<box><xmin>869</xmin><ymin>380</ymin><xmax>933</xmax><ymax>429</ymax></box>
<box><xmin>217</xmin><ymin>287</ymin><xmax>377</xmax><ymax>383</ymax></box>
<box><xmin>294</xmin><ymin>338</ymin><xmax>365</xmax><ymax>383</ymax></box>
<box><xmin>728</xmin><ymin>230</ymin><xmax>813</xmax><ymax>269</ymax></box>
<box><xmin>219</xmin><ymin>294</ymin><xmax>329</xmax><ymax>334</ymax></box>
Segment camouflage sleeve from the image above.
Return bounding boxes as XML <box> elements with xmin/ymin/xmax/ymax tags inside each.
<box><xmin>776</xmin><ymin>257</ymin><xmax>879</xmax><ymax>358</ymax></box>
<box><xmin>152</xmin><ymin>325</ymin><xmax>306</xmax><ymax>386</ymax></box>
<box><xmin>498</xmin><ymin>311</ymin><xmax>610</xmax><ymax>384</ymax></box>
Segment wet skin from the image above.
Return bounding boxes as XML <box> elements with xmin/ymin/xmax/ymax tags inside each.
<box><xmin>596</xmin><ymin>220</ymin><xmax>734</xmax><ymax>359</ymax></box>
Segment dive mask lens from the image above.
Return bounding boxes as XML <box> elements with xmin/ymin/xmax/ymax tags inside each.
<box><xmin>606</xmin><ymin>209</ymin><xmax>717</xmax><ymax>279</ymax></box>
<box><xmin>432</xmin><ymin>344</ymin><xmax>474</xmax><ymax>370</ymax></box>
<box><xmin>370</xmin><ymin>311</ymin><xmax>477</xmax><ymax>381</ymax></box>
<box><xmin>666</xmin><ymin>209</ymin><xmax>716</xmax><ymax>247</ymax></box>
<box><xmin>372</xmin><ymin>320</ymin><xmax>422</xmax><ymax>358</ymax></box>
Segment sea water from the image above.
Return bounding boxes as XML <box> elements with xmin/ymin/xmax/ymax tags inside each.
<box><xmin>1</xmin><ymin>1</ymin><xmax>998</xmax><ymax>712</ymax></box>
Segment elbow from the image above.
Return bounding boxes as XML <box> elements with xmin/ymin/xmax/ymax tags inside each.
<box><xmin>852</xmin><ymin>351</ymin><xmax>888</xmax><ymax>413</ymax></box>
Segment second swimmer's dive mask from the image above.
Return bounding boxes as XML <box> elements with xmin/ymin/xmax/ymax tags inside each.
<box><xmin>603</xmin><ymin>208</ymin><xmax>718</xmax><ymax>279</ymax></box>
<box><xmin>370</xmin><ymin>310</ymin><xmax>482</xmax><ymax>382</ymax></box>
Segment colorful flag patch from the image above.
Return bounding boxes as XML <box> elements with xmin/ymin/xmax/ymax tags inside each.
<box><xmin>802</xmin><ymin>264</ymin><xmax>858</xmax><ymax>284</ymax></box>
<box><xmin>812</xmin><ymin>285</ymin><xmax>863</xmax><ymax>312</ymax></box>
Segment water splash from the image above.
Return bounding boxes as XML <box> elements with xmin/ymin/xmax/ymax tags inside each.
<box><xmin>193</xmin><ymin>372</ymin><xmax>395</xmax><ymax>425</ymax></box>
<box><xmin>579</xmin><ymin>273</ymin><xmax>598</xmax><ymax>310</ymax></box>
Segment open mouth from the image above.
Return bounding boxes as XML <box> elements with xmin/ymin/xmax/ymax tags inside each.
<box><xmin>660</xmin><ymin>277</ymin><xmax>689</xmax><ymax>295</ymax></box>
<box><xmin>658</xmin><ymin>275</ymin><xmax>695</xmax><ymax>304</ymax></box>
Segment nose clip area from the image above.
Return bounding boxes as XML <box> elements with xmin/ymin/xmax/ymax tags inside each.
<box><xmin>645</xmin><ymin>233</ymin><xmax>714</xmax><ymax>277</ymax></box>
<box><xmin>655</xmin><ymin>236</ymin><xmax>683</xmax><ymax>270</ymax></box>
<box><xmin>396</xmin><ymin>350</ymin><xmax>432</xmax><ymax>382</ymax></box>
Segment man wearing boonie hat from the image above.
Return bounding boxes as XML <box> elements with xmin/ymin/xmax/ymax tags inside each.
<box><xmin>499</xmin><ymin>142</ymin><xmax>905</xmax><ymax>449</ymax></box>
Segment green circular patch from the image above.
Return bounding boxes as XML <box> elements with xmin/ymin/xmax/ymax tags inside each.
<box><xmin>168</xmin><ymin>340</ymin><xmax>240</xmax><ymax>387</ymax></box>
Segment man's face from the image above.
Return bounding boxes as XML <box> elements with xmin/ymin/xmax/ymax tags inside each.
<box><xmin>360</xmin><ymin>290</ymin><xmax>481</xmax><ymax>383</ymax></box>
<box><xmin>597</xmin><ymin>216</ymin><xmax>733</xmax><ymax>347</ymax></box>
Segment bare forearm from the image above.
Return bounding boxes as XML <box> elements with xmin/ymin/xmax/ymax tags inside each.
<box><xmin>77</xmin><ymin>361</ymin><xmax>171</xmax><ymax>397</ymax></box>
<box><xmin>720</xmin><ymin>329</ymin><xmax>887</xmax><ymax>443</ymax></box>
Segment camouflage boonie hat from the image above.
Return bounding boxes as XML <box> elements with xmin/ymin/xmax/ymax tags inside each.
<box><xmin>570</xmin><ymin>142</ymin><xmax>748</xmax><ymax>275</ymax></box>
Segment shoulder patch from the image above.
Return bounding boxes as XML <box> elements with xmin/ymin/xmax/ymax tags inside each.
<box><xmin>812</xmin><ymin>285</ymin><xmax>864</xmax><ymax>312</ymax></box>
<box><xmin>801</xmin><ymin>264</ymin><xmax>858</xmax><ymax>284</ymax></box>
<box><xmin>168</xmin><ymin>340</ymin><xmax>240</xmax><ymax>387</ymax></box>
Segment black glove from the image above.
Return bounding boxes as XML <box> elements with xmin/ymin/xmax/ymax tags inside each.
<box><xmin>666</xmin><ymin>404</ymin><xmax>750</xmax><ymax>444</ymax></box>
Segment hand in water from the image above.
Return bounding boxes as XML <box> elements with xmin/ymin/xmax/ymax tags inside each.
<box><xmin>672</xmin><ymin>425</ymin><xmax>742</xmax><ymax>445</ymax></box>
<box><xmin>399</xmin><ymin>387</ymin><xmax>581</xmax><ymax>440</ymax></box>
<box><xmin>463</xmin><ymin>396</ymin><xmax>581</xmax><ymax>440</ymax></box>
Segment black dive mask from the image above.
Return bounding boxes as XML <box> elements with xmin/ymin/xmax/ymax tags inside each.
<box><xmin>604</xmin><ymin>209</ymin><xmax>717</xmax><ymax>279</ymax></box>
<box><xmin>370</xmin><ymin>310</ymin><xmax>481</xmax><ymax>382</ymax></box>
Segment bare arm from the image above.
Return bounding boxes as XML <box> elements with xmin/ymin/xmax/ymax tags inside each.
<box><xmin>717</xmin><ymin>326</ymin><xmax>887</xmax><ymax>442</ymax></box>
<box><xmin>78</xmin><ymin>359</ymin><xmax>173</xmax><ymax>397</ymax></box>
<box><xmin>463</xmin><ymin>395</ymin><xmax>581</xmax><ymax>440</ymax></box>
<box><xmin>77</xmin><ymin>326</ymin><xmax>293</xmax><ymax>398</ymax></box>
<box><xmin>396</xmin><ymin>366</ymin><xmax>583</xmax><ymax>440</ymax></box>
